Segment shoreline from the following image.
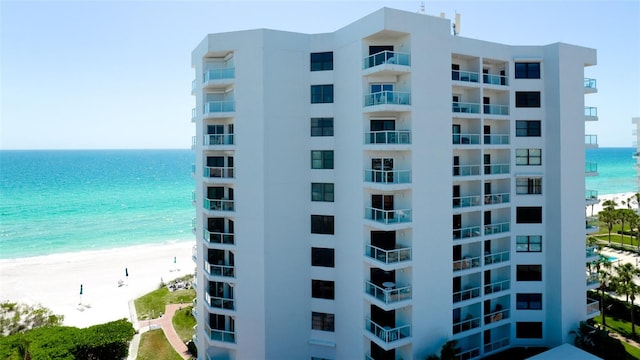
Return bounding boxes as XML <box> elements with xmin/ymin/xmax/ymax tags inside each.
<box><xmin>0</xmin><ymin>240</ymin><xmax>196</xmax><ymax>328</ymax></box>
<box><xmin>588</xmin><ymin>191</ymin><xmax>639</xmax><ymax>215</ymax></box>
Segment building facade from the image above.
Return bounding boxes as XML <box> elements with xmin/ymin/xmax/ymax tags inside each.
<box><xmin>190</xmin><ymin>8</ymin><xmax>599</xmax><ymax>360</ymax></box>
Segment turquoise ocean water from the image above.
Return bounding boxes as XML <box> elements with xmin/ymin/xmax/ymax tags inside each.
<box><xmin>0</xmin><ymin>148</ymin><xmax>635</xmax><ymax>259</ymax></box>
<box><xmin>0</xmin><ymin>150</ymin><xmax>194</xmax><ymax>259</ymax></box>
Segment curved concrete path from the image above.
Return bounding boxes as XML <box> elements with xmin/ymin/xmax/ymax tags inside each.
<box><xmin>130</xmin><ymin>303</ymin><xmax>192</xmax><ymax>359</ymax></box>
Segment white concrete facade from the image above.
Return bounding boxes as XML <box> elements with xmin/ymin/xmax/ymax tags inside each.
<box><xmin>190</xmin><ymin>8</ymin><xmax>598</xmax><ymax>360</ymax></box>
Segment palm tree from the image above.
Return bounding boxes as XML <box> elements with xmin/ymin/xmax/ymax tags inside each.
<box><xmin>618</xmin><ymin>209</ymin><xmax>637</xmax><ymax>247</ymax></box>
<box><xmin>599</xmin><ymin>208</ymin><xmax>617</xmax><ymax>246</ymax></box>
<box><xmin>628</xmin><ymin>212</ymin><xmax>640</xmax><ymax>250</ymax></box>
<box><xmin>595</xmin><ymin>255</ymin><xmax>613</xmax><ymax>327</ymax></box>
<box><xmin>614</xmin><ymin>263</ymin><xmax>640</xmax><ymax>336</ymax></box>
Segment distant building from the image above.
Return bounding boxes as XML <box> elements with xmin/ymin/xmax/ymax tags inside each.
<box><xmin>190</xmin><ymin>7</ymin><xmax>599</xmax><ymax>360</ymax></box>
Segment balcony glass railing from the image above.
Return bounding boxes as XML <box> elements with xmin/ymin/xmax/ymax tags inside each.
<box><xmin>204</xmin><ymin>166</ymin><xmax>235</xmax><ymax>179</ymax></box>
<box><xmin>586</xmin><ymin>189</ymin><xmax>598</xmax><ymax>201</ymax></box>
<box><xmin>191</xmin><ymin>79</ymin><xmax>196</xmax><ymax>92</ymax></box>
<box><xmin>483</xmin><ymin>104</ymin><xmax>509</xmax><ymax>115</ymax></box>
<box><xmin>364</xmin><ymin>91</ymin><xmax>411</xmax><ymax>106</ymax></box>
<box><xmin>452</xmin><ymin>133</ymin><xmax>480</xmax><ymax>145</ymax></box>
<box><xmin>453</xmin><ymin>256</ymin><xmax>481</xmax><ymax>272</ymax></box>
<box><xmin>484</xmin><ymin>222</ymin><xmax>510</xmax><ymax>235</ymax></box>
<box><xmin>364</xmin><ymin>169</ymin><xmax>411</xmax><ymax>184</ymax></box>
<box><xmin>484</xmin><ymin>279</ymin><xmax>509</xmax><ymax>295</ymax></box>
<box><xmin>452</xmin><ymin>195</ymin><xmax>481</xmax><ymax>208</ymax></box>
<box><xmin>586</xmin><ymin>246</ymin><xmax>598</xmax><ymax>258</ymax></box>
<box><xmin>483</xmin><ymin>134</ymin><xmax>509</xmax><ymax>145</ymax></box>
<box><xmin>205</xmin><ymin>291</ymin><xmax>235</xmax><ymax>310</ymax></box>
<box><xmin>365</xmin><ymin>208</ymin><xmax>412</xmax><ymax>224</ymax></box>
<box><xmin>452</xmin><ymin>102</ymin><xmax>480</xmax><ymax>113</ymax></box>
<box><xmin>204</xmin><ymin>229</ymin><xmax>235</xmax><ymax>245</ymax></box>
<box><xmin>484</xmin><ymin>250</ymin><xmax>510</xmax><ymax>265</ymax></box>
<box><xmin>191</xmin><ymin>218</ymin><xmax>197</xmax><ymax>233</ymax></box>
<box><xmin>207</xmin><ymin>325</ymin><xmax>236</xmax><ymax>343</ymax></box>
<box><xmin>365</xmin><ymin>318</ymin><xmax>411</xmax><ymax>343</ymax></box>
<box><xmin>191</xmin><ymin>163</ymin><xmax>196</xmax><ymax>175</ymax></box>
<box><xmin>204</xmin><ymin>67</ymin><xmax>235</xmax><ymax>82</ymax></box>
<box><xmin>484</xmin><ymin>163</ymin><xmax>510</xmax><ymax>175</ymax></box>
<box><xmin>192</xmin><ymin>245</ymin><xmax>197</xmax><ymax>260</ymax></box>
<box><xmin>483</xmin><ymin>73</ymin><xmax>508</xmax><ymax>86</ymax></box>
<box><xmin>586</xmin><ymin>216</ymin><xmax>599</xmax><ymax>232</ymax></box>
<box><xmin>206</xmin><ymin>261</ymin><xmax>235</xmax><ymax>278</ymax></box>
<box><xmin>484</xmin><ymin>192</ymin><xmax>510</xmax><ymax>205</ymax></box>
<box><xmin>453</xmin><ymin>226</ymin><xmax>481</xmax><ymax>240</ymax></box>
<box><xmin>452</xmin><ymin>70</ymin><xmax>480</xmax><ymax>83</ymax></box>
<box><xmin>204</xmin><ymin>198</ymin><xmax>235</xmax><ymax>212</ymax></box>
<box><xmin>585</xmin><ymin>106</ymin><xmax>598</xmax><ymax>117</ymax></box>
<box><xmin>455</xmin><ymin>348</ymin><xmax>480</xmax><ymax>360</ymax></box>
<box><xmin>484</xmin><ymin>337</ymin><xmax>509</xmax><ymax>354</ymax></box>
<box><xmin>363</xmin><ymin>50</ymin><xmax>411</xmax><ymax>69</ymax></box>
<box><xmin>192</xmin><ymin>108</ymin><xmax>197</xmax><ymax>119</ymax></box>
<box><xmin>452</xmin><ymin>165</ymin><xmax>481</xmax><ymax>177</ymax></box>
<box><xmin>587</xmin><ymin>299</ymin><xmax>600</xmax><ymax>315</ymax></box>
<box><xmin>365</xmin><ymin>244</ymin><xmax>411</xmax><ymax>264</ymax></box>
<box><xmin>587</xmin><ymin>272</ymin><xmax>599</xmax><ymax>286</ymax></box>
<box><xmin>191</xmin><ymin>135</ymin><xmax>197</xmax><ymax>148</ymax></box>
<box><xmin>364</xmin><ymin>281</ymin><xmax>412</xmax><ymax>304</ymax></box>
<box><xmin>364</xmin><ymin>130</ymin><xmax>411</xmax><ymax>145</ymax></box>
<box><xmin>453</xmin><ymin>315</ymin><xmax>480</xmax><ymax>334</ymax></box>
<box><xmin>484</xmin><ymin>308</ymin><xmax>509</xmax><ymax>325</ymax></box>
<box><xmin>585</xmin><ymin>162</ymin><xmax>598</xmax><ymax>173</ymax></box>
<box><xmin>205</xmin><ymin>134</ymin><xmax>234</xmax><ymax>146</ymax></box>
<box><xmin>584</xmin><ymin>78</ymin><xmax>597</xmax><ymax>90</ymax></box>
<box><xmin>205</xmin><ymin>100</ymin><xmax>235</xmax><ymax>113</ymax></box>
<box><xmin>585</xmin><ymin>134</ymin><xmax>598</xmax><ymax>146</ymax></box>
<box><xmin>452</xmin><ymin>285</ymin><xmax>481</xmax><ymax>303</ymax></box>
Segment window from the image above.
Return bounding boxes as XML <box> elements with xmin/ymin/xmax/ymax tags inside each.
<box><xmin>517</xmin><ymin>293</ymin><xmax>542</xmax><ymax>310</ymax></box>
<box><xmin>312</xmin><ymin>312</ymin><xmax>335</xmax><ymax>332</ymax></box>
<box><xmin>310</xmin><ymin>52</ymin><xmax>333</xmax><ymax>71</ymax></box>
<box><xmin>517</xmin><ymin>207</ymin><xmax>542</xmax><ymax>223</ymax></box>
<box><xmin>515</xmin><ymin>63</ymin><xmax>540</xmax><ymax>79</ymax></box>
<box><xmin>516</xmin><ymin>322</ymin><xmax>543</xmax><ymax>338</ymax></box>
<box><xmin>311</xmin><ymin>85</ymin><xmax>334</xmax><ymax>103</ymax></box>
<box><xmin>516</xmin><ymin>120</ymin><xmax>541</xmax><ymax>137</ymax></box>
<box><xmin>312</xmin><ymin>280</ymin><xmax>335</xmax><ymax>299</ymax></box>
<box><xmin>516</xmin><ymin>149</ymin><xmax>541</xmax><ymax>166</ymax></box>
<box><xmin>516</xmin><ymin>235</ymin><xmax>542</xmax><ymax>252</ymax></box>
<box><xmin>312</xmin><ymin>247</ymin><xmax>335</xmax><ymax>267</ymax></box>
<box><xmin>517</xmin><ymin>265</ymin><xmax>542</xmax><ymax>281</ymax></box>
<box><xmin>311</xmin><ymin>151</ymin><xmax>334</xmax><ymax>169</ymax></box>
<box><xmin>311</xmin><ymin>215</ymin><xmax>334</xmax><ymax>235</ymax></box>
<box><xmin>515</xmin><ymin>91</ymin><xmax>541</xmax><ymax>107</ymax></box>
<box><xmin>516</xmin><ymin>177</ymin><xmax>542</xmax><ymax>195</ymax></box>
<box><xmin>311</xmin><ymin>183</ymin><xmax>334</xmax><ymax>202</ymax></box>
<box><xmin>311</xmin><ymin>118</ymin><xmax>334</xmax><ymax>136</ymax></box>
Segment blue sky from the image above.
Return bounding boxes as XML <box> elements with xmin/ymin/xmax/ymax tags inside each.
<box><xmin>1</xmin><ymin>0</ymin><xmax>638</xmax><ymax>149</ymax></box>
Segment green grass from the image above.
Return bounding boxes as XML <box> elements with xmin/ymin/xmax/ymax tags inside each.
<box><xmin>137</xmin><ymin>329</ymin><xmax>183</xmax><ymax>360</ymax></box>
<box><xmin>134</xmin><ymin>287</ymin><xmax>196</xmax><ymax>320</ymax></box>
<box><xmin>622</xmin><ymin>341</ymin><xmax>640</xmax><ymax>360</ymax></box>
<box><xmin>172</xmin><ymin>306</ymin><xmax>196</xmax><ymax>342</ymax></box>
<box><xmin>594</xmin><ymin>315</ymin><xmax>640</xmax><ymax>359</ymax></box>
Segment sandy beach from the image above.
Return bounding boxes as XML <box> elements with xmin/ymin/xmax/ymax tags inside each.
<box><xmin>587</xmin><ymin>192</ymin><xmax>639</xmax><ymax>216</ymax></box>
<box><xmin>0</xmin><ymin>240</ymin><xmax>196</xmax><ymax>328</ymax></box>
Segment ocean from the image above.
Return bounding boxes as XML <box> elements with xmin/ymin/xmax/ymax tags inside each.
<box><xmin>0</xmin><ymin>147</ymin><xmax>636</xmax><ymax>259</ymax></box>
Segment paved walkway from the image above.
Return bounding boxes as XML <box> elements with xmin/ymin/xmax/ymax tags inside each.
<box><xmin>128</xmin><ymin>303</ymin><xmax>192</xmax><ymax>360</ymax></box>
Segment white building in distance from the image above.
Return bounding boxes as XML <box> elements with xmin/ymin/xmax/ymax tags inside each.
<box><xmin>190</xmin><ymin>7</ymin><xmax>599</xmax><ymax>360</ymax></box>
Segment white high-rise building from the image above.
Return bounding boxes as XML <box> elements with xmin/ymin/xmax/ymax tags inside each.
<box><xmin>190</xmin><ymin>7</ymin><xmax>599</xmax><ymax>360</ymax></box>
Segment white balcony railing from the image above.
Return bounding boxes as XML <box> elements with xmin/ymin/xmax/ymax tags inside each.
<box><xmin>365</xmin><ymin>318</ymin><xmax>411</xmax><ymax>343</ymax></box>
<box><xmin>363</xmin><ymin>50</ymin><xmax>411</xmax><ymax>69</ymax></box>
<box><xmin>204</xmin><ymin>67</ymin><xmax>235</xmax><ymax>82</ymax></box>
<box><xmin>206</xmin><ymin>261</ymin><xmax>235</xmax><ymax>278</ymax></box>
<box><xmin>484</xmin><ymin>337</ymin><xmax>510</xmax><ymax>354</ymax></box>
<box><xmin>484</xmin><ymin>134</ymin><xmax>509</xmax><ymax>145</ymax></box>
<box><xmin>364</xmin><ymin>169</ymin><xmax>411</xmax><ymax>184</ymax></box>
<box><xmin>206</xmin><ymin>324</ymin><xmax>236</xmax><ymax>343</ymax></box>
<box><xmin>205</xmin><ymin>291</ymin><xmax>235</xmax><ymax>310</ymax></box>
<box><xmin>204</xmin><ymin>198</ymin><xmax>235</xmax><ymax>212</ymax></box>
<box><xmin>453</xmin><ymin>315</ymin><xmax>480</xmax><ymax>334</ymax></box>
<box><xmin>483</xmin><ymin>104</ymin><xmax>509</xmax><ymax>115</ymax></box>
<box><xmin>485</xmin><ymin>222</ymin><xmax>510</xmax><ymax>235</ymax></box>
<box><xmin>453</xmin><ymin>256</ymin><xmax>481</xmax><ymax>272</ymax></box>
<box><xmin>587</xmin><ymin>272</ymin><xmax>599</xmax><ymax>286</ymax></box>
<box><xmin>484</xmin><ymin>250</ymin><xmax>510</xmax><ymax>265</ymax></box>
<box><xmin>365</xmin><ymin>208</ymin><xmax>412</xmax><ymax>224</ymax></box>
<box><xmin>452</xmin><ymin>286</ymin><xmax>481</xmax><ymax>303</ymax></box>
<box><xmin>452</xmin><ymin>102</ymin><xmax>480</xmax><ymax>114</ymax></box>
<box><xmin>484</xmin><ymin>163</ymin><xmax>510</xmax><ymax>175</ymax></box>
<box><xmin>452</xmin><ymin>133</ymin><xmax>481</xmax><ymax>145</ymax></box>
<box><xmin>484</xmin><ymin>279</ymin><xmax>510</xmax><ymax>295</ymax></box>
<box><xmin>587</xmin><ymin>299</ymin><xmax>600</xmax><ymax>316</ymax></box>
<box><xmin>364</xmin><ymin>281</ymin><xmax>412</xmax><ymax>304</ymax></box>
<box><xmin>364</xmin><ymin>130</ymin><xmax>411</xmax><ymax>145</ymax></box>
<box><xmin>484</xmin><ymin>308</ymin><xmax>509</xmax><ymax>325</ymax></box>
<box><xmin>453</xmin><ymin>165</ymin><xmax>481</xmax><ymax>177</ymax></box>
<box><xmin>453</xmin><ymin>195</ymin><xmax>482</xmax><ymax>208</ymax></box>
<box><xmin>453</xmin><ymin>226</ymin><xmax>481</xmax><ymax>240</ymax></box>
<box><xmin>204</xmin><ymin>229</ymin><xmax>235</xmax><ymax>245</ymax></box>
<box><xmin>364</xmin><ymin>91</ymin><xmax>411</xmax><ymax>107</ymax></box>
<box><xmin>205</xmin><ymin>100</ymin><xmax>235</xmax><ymax>113</ymax></box>
<box><xmin>365</xmin><ymin>244</ymin><xmax>411</xmax><ymax>264</ymax></box>
<box><xmin>452</xmin><ymin>70</ymin><xmax>480</xmax><ymax>83</ymax></box>
<box><xmin>484</xmin><ymin>193</ymin><xmax>510</xmax><ymax>205</ymax></box>
<box><xmin>205</xmin><ymin>134</ymin><xmax>234</xmax><ymax>146</ymax></box>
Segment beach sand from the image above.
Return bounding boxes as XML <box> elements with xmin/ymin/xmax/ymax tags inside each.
<box><xmin>587</xmin><ymin>192</ymin><xmax>639</xmax><ymax>216</ymax></box>
<box><xmin>0</xmin><ymin>240</ymin><xmax>196</xmax><ymax>328</ymax></box>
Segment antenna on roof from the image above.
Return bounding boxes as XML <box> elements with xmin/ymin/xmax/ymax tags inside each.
<box><xmin>453</xmin><ymin>12</ymin><xmax>461</xmax><ymax>36</ymax></box>
<box><xmin>418</xmin><ymin>1</ymin><xmax>425</xmax><ymax>14</ymax></box>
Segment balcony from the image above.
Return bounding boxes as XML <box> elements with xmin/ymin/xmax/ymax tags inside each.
<box><xmin>584</xmin><ymin>78</ymin><xmax>597</xmax><ymax>94</ymax></box>
<box><xmin>205</xmin><ymin>291</ymin><xmax>235</xmax><ymax>310</ymax></box>
<box><xmin>363</xmin><ymin>51</ymin><xmax>411</xmax><ymax>74</ymax></box>
<box><xmin>204</xmin><ymin>100</ymin><xmax>235</xmax><ymax>115</ymax></box>
<box><xmin>452</xmin><ymin>70</ymin><xmax>480</xmax><ymax>83</ymax></box>
<box><xmin>586</xmin><ymin>272</ymin><xmax>599</xmax><ymax>287</ymax></box>
<box><xmin>585</xmin><ymin>162</ymin><xmax>598</xmax><ymax>176</ymax></box>
<box><xmin>365</xmin><ymin>318</ymin><xmax>411</xmax><ymax>343</ymax></box>
<box><xmin>483</xmin><ymin>104</ymin><xmax>509</xmax><ymax>116</ymax></box>
<box><xmin>452</xmin><ymin>133</ymin><xmax>481</xmax><ymax>145</ymax></box>
<box><xmin>453</xmin><ymin>256</ymin><xmax>481</xmax><ymax>272</ymax></box>
<box><xmin>453</xmin><ymin>225</ymin><xmax>481</xmax><ymax>240</ymax></box>
<box><xmin>364</xmin><ymin>281</ymin><xmax>412</xmax><ymax>305</ymax></box>
<box><xmin>364</xmin><ymin>91</ymin><xmax>411</xmax><ymax>108</ymax></box>
<box><xmin>484</xmin><ymin>279</ymin><xmax>510</xmax><ymax>295</ymax></box>
<box><xmin>204</xmin><ymin>134</ymin><xmax>235</xmax><ymax>146</ymax></box>
<box><xmin>452</xmin><ymin>195</ymin><xmax>482</xmax><ymax>209</ymax></box>
<box><xmin>484</xmin><ymin>73</ymin><xmax>508</xmax><ymax>86</ymax></box>
<box><xmin>484</xmin><ymin>308</ymin><xmax>509</xmax><ymax>325</ymax></box>
<box><xmin>452</xmin><ymin>314</ymin><xmax>480</xmax><ymax>334</ymax></box>
<box><xmin>191</xmin><ymin>135</ymin><xmax>197</xmax><ymax>149</ymax></box>
<box><xmin>586</xmin><ymin>216</ymin><xmax>599</xmax><ymax>233</ymax></box>
<box><xmin>205</xmin><ymin>198</ymin><xmax>235</xmax><ymax>212</ymax></box>
<box><xmin>584</xmin><ymin>106</ymin><xmax>598</xmax><ymax>121</ymax></box>
<box><xmin>365</xmin><ymin>244</ymin><xmax>411</xmax><ymax>265</ymax></box>
<box><xmin>484</xmin><ymin>193</ymin><xmax>510</xmax><ymax>205</ymax></box>
<box><xmin>586</xmin><ymin>246</ymin><xmax>599</xmax><ymax>260</ymax></box>
<box><xmin>484</xmin><ymin>250</ymin><xmax>510</xmax><ymax>265</ymax></box>
<box><xmin>192</xmin><ymin>108</ymin><xmax>197</xmax><ymax>122</ymax></box>
<box><xmin>204</xmin><ymin>68</ymin><xmax>235</xmax><ymax>82</ymax></box>
<box><xmin>204</xmin><ymin>167</ymin><xmax>235</xmax><ymax>180</ymax></box>
<box><xmin>364</xmin><ymin>169</ymin><xmax>411</xmax><ymax>185</ymax></box>
<box><xmin>206</xmin><ymin>324</ymin><xmax>236</xmax><ymax>344</ymax></box>
<box><xmin>587</xmin><ymin>298</ymin><xmax>600</xmax><ymax>317</ymax></box>
<box><xmin>452</xmin><ymin>102</ymin><xmax>480</xmax><ymax>114</ymax></box>
<box><xmin>484</xmin><ymin>337</ymin><xmax>509</xmax><ymax>354</ymax></box>
<box><xmin>455</xmin><ymin>347</ymin><xmax>480</xmax><ymax>360</ymax></box>
<box><xmin>452</xmin><ymin>165</ymin><xmax>481</xmax><ymax>177</ymax></box>
<box><xmin>364</xmin><ymin>130</ymin><xmax>411</xmax><ymax>145</ymax></box>
<box><xmin>204</xmin><ymin>229</ymin><xmax>235</xmax><ymax>246</ymax></box>
<box><xmin>585</xmin><ymin>134</ymin><xmax>598</xmax><ymax>148</ymax></box>
<box><xmin>192</xmin><ymin>245</ymin><xmax>197</xmax><ymax>262</ymax></box>
<box><xmin>483</xmin><ymin>134</ymin><xmax>509</xmax><ymax>145</ymax></box>
<box><xmin>206</xmin><ymin>261</ymin><xmax>235</xmax><ymax>278</ymax></box>
<box><xmin>453</xmin><ymin>285</ymin><xmax>481</xmax><ymax>303</ymax></box>
<box><xmin>365</xmin><ymin>208</ymin><xmax>412</xmax><ymax>224</ymax></box>
<box><xmin>484</xmin><ymin>164</ymin><xmax>510</xmax><ymax>175</ymax></box>
<box><xmin>192</xmin><ymin>218</ymin><xmax>196</xmax><ymax>234</ymax></box>
<box><xmin>484</xmin><ymin>222</ymin><xmax>510</xmax><ymax>236</ymax></box>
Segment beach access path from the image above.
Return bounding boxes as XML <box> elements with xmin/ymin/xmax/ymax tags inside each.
<box><xmin>130</xmin><ymin>303</ymin><xmax>191</xmax><ymax>360</ymax></box>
